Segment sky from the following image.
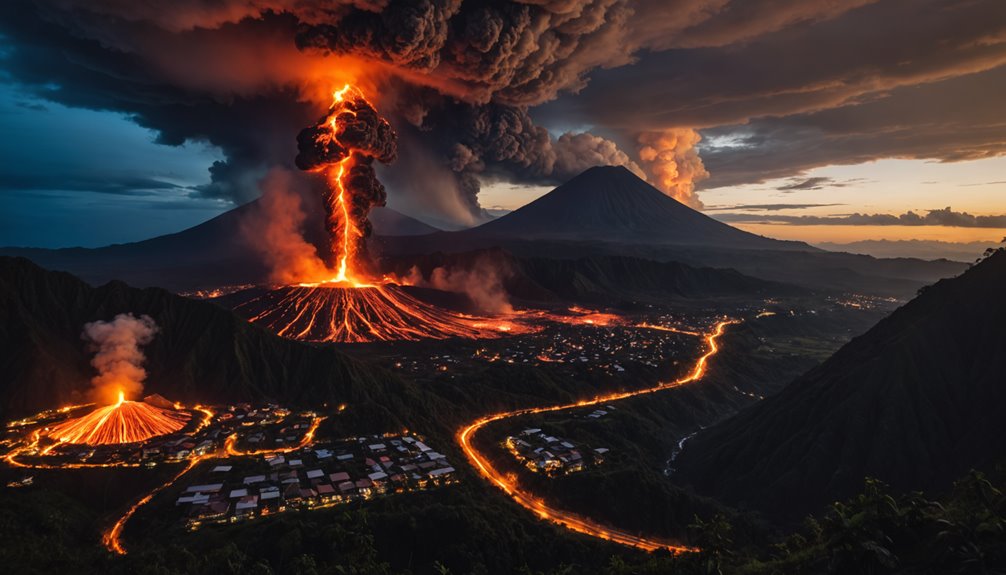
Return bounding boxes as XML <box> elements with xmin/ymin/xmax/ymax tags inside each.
<box><xmin>0</xmin><ymin>0</ymin><xmax>1004</xmax><ymax>254</ymax></box>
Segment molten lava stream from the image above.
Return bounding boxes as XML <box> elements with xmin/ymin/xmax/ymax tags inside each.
<box><xmin>457</xmin><ymin>318</ymin><xmax>740</xmax><ymax>554</ymax></box>
<box><xmin>47</xmin><ymin>394</ymin><xmax>190</xmax><ymax>446</ymax></box>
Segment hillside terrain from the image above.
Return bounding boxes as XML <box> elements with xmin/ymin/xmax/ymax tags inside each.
<box><xmin>675</xmin><ymin>250</ymin><xmax>1006</xmax><ymax>519</ymax></box>
<box><xmin>0</xmin><ymin>257</ymin><xmax>408</xmax><ymax>420</ymax></box>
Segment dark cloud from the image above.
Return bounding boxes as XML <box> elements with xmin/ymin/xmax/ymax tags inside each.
<box><xmin>699</xmin><ymin>66</ymin><xmax>1006</xmax><ymax>189</ymax></box>
<box><xmin>544</xmin><ymin>0</ymin><xmax>1006</xmax><ymax>130</ymax></box>
<box><xmin>960</xmin><ymin>180</ymin><xmax>1006</xmax><ymax>187</ymax></box>
<box><xmin>714</xmin><ymin>207</ymin><xmax>1006</xmax><ymax>228</ymax></box>
<box><xmin>0</xmin><ymin>173</ymin><xmax>187</xmax><ymax>195</ymax></box>
<box><xmin>704</xmin><ymin>203</ymin><xmax>842</xmax><ymax>212</ymax></box>
<box><xmin>0</xmin><ymin>4</ymin><xmax>317</xmax><ymax>204</ymax></box>
<box><xmin>0</xmin><ymin>0</ymin><xmax>1004</xmax><ymax>225</ymax></box>
<box><xmin>776</xmin><ymin>177</ymin><xmax>843</xmax><ymax>191</ymax></box>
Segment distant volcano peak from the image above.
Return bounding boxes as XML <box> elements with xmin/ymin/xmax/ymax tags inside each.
<box><xmin>470</xmin><ymin>166</ymin><xmax>810</xmax><ymax>251</ymax></box>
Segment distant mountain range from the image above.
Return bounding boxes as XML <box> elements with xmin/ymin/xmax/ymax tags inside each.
<box><xmin>674</xmin><ymin>250</ymin><xmax>1006</xmax><ymax>520</ymax></box>
<box><xmin>0</xmin><ymin>166</ymin><xmax>967</xmax><ymax>296</ymax></box>
<box><xmin>816</xmin><ymin>239</ymin><xmax>1000</xmax><ymax>262</ymax></box>
<box><xmin>382</xmin><ymin>248</ymin><xmax>805</xmax><ymax>307</ymax></box>
<box><xmin>0</xmin><ymin>205</ymin><xmax>437</xmax><ymax>291</ymax></box>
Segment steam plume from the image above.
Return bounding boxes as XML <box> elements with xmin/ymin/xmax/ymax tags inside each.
<box><xmin>82</xmin><ymin>314</ymin><xmax>159</xmax><ymax>406</ymax></box>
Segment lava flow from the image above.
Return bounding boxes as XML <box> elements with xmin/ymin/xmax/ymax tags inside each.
<box><xmin>457</xmin><ymin>318</ymin><xmax>739</xmax><ymax>554</ymax></box>
<box><xmin>234</xmin><ymin>284</ymin><xmax>530</xmax><ymax>343</ymax></box>
<box><xmin>47</xmin><ymin>391</ymin><xmax>190</xmax><ymax>446</ymax></box>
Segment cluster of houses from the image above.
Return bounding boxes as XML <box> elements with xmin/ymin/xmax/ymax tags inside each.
<box><xmin>177</xmin><ymin>434</ymin><xmax>458</xmax><ymax>528</ymax></box>
<box><xmin>504</xmin><ymin>429</ymin><xmax>608</xmax><ymax>477</ymax></box>
<box><xmin>138</xmin><ymin>403</ymin><xmax>304</xmax><ymax>464</ymax></box>
<box><xmin>473</xmin><ymin>321</ymin><xmax>698</xmax><ymax>374</ymax></box>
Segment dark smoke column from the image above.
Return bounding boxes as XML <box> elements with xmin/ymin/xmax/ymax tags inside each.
<box><xmin>296</xmin><ymin>86</ymin><xmax>397</xmax><ymax>282</ymax></box>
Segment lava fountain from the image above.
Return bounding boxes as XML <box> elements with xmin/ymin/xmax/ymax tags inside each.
<box><xmin>239</xmin><ymin>84</ymin><xmax>532</xmax><ymax>343</ymax></box>
<box><xmin>47</xmin><ymin>392</ymin><xmax>190</xmax><ymax>446</ymax></box>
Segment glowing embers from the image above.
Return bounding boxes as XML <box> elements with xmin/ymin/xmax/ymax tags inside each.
<box><xmin>234</xmin><ymin>284</ymin><xmax>531</xmax><ymax>343</ymax></box>
<box><xmin>47</xmin><ymin>397</ymin><xmax>190</xmax><ymax>446</ymax></box>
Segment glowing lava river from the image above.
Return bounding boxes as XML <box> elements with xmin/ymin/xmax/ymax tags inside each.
<box><xmin>457</xmin><ymin>318</ymin><xmax>739</xmax><ymax>554</ymax></box>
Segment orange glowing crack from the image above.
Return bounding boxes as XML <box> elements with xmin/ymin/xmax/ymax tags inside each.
<box><xmin>457</xmin><ymin>318</ymin><xmax>739</xmax><ymax>554</ymax></box>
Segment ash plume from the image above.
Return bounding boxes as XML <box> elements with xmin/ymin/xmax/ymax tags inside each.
<box><xmin>82</xmin><ymin>313</ymin><xmax>159</xmax><ymax>406</ymax></box>
<box><xmin>296</xmin><ymin>90</ymin><xmax>398</xmax><ymax>261</ymax></box>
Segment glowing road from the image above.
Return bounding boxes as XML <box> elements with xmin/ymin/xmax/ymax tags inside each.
<box><xmin>103</xmin><ymin>412</ymin><xmax>323</xmax><ymax>555</ymax></box>
<box><xmin>457</xmin><ymin>318</ymin><xmax>739</xmax><ymax>554</ymax></box>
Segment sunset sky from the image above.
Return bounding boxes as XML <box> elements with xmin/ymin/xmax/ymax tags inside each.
<box><xmin>1</xmin><ymin>0</ymin><xmax>1004</xmax><ymax>255</ymax></box>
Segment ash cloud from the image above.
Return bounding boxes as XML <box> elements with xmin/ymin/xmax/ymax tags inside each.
<box><xmin>82</xmin><ymin>313</ymin><xmax>158</xmax><ymax>406</ymax></box>
<box><xmin>2</xmin><ymin>0</ymin><xmax>1005</xmax><ymax>225</ymax></box>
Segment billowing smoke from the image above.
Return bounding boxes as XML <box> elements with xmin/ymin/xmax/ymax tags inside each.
<box><xmin>82</xmin><ymin>314</ymin><xmax>159</xmax><ymax>406</ymax></box>
<box><xmin>637</xmin><ymin>129</ymin><xmax>710</xmax><ymax>208</ymax></box>
<box><xmin>242</xmin><ymin>168</ymin><xmax>332</xmax><ymax>284</ymax></box>
<box><xmin>404</xmin><ymin>257</ymin><xmax>515</xmax><ymax>314</ymax></box>
<box><xmin>386</xmin><ymin>91</ymin><xmax>647</xmax><ymax>220</ymax></box>
<box><xmin>296</xmin><ymin>89</ymin><xmax>398</xmax><ymax>261</ymax></box>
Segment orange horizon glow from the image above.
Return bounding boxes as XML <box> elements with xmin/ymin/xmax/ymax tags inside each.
<box><xmin>734</xmin><ymin>223</ymin><xmax>1006</xmax><ymax>244</ymax></box>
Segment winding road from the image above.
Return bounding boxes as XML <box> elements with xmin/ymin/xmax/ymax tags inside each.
<box><xmin>457</xmin><ymin>318</ymin><xmax>739</xmax><ymax>553</ymax></box>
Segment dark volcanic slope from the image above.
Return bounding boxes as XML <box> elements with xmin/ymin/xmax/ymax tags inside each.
<box><xmin>468</xmin><ymin>166</ymin><xmax>809</xmax><ymax>251</ymax></box>
<box><xmin>675</xmin><ymin>250</ymin><xmax>1006</xmax><ymax>519</ymax></box>
<box><xmin>513</xmin><ymin>254</ymin><xmax>803</xmax><ymax>302</ymax></box>
<box><xmin>379</xmin><ymin>248</ymin><xmax>803</xmax><ymax>306</ymax></box>
<box><xmin>0</xmin><ymin>257</ymin><xmax>400</xmax><ymax>418</ymax></box>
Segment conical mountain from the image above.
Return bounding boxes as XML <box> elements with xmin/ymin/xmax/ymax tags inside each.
<box><xmin>674</xmin><ymin>249</ymin><xmax>1006</xmax><ymax>519</ymax></box>
<box><xmin>471</xmin><ymin>166</ymin><xmax>809</xmax><ymax>250</ymax></box>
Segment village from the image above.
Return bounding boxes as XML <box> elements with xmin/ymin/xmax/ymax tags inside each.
<box><xmin>383</xmin><ymin>309</ymin><xmax>723</xmax><ymax>381</ymax></box>
<box><xmin>504</xmin><ymin>427</ymin><xmax>609</xmax><ymax>477</ymax></box>
<box><xmin>177</xmin><ymin>434</ymin><xmax>458</xmax><ymax>528</ymax></box>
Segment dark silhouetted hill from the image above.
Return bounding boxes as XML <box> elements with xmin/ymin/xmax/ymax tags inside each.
<box><xmin>379</xmin><ymin>248</ymin><xmax>805</xmax><ymax>307</ymax></box>
<box><xmin>674</xmin><ymin>250</ymin><xmax>1006</xmax><ymax>520</ymax></box>
<box><xmin>0</xmin><ymin>257</ymin><xmax>406</xmax><ymax>419</ymax></box>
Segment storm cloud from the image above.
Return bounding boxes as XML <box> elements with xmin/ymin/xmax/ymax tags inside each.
<box><xmin>0</xmin><ymin>0</ymin><xmax>1004</xmax><ymax>226</ymax></box>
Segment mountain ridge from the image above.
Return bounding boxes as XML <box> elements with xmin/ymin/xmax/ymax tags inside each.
<box><xmin>674</xmin><ymin>249</ymin><xmax>1006</xmax><ymax>519</ymax></box>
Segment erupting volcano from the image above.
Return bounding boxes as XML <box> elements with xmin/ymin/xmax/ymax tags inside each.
<box><xmin>295</xmin><ymin>84</ymin><xmax>396</xmax><ymax>286</ymax></box>
<box><xmin>43</xmin><ymin>314</ymin><xmax>190</xmax><ymax>445</ymax></box>
<box><xmin>46</xmin><ymin>393</ymin><xmax>190</xmax><ymax>446</ymax></box>
<box><xmin>237</xmin><ymin>85</ymin><xmax>532</xmax><ymax>343</ymax></box>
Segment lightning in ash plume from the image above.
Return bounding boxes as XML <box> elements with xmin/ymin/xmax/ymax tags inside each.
<box><xmin>295</xmin><ymin>84</ymin><xmax>397</xmax><ymax>285</ymax></box>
